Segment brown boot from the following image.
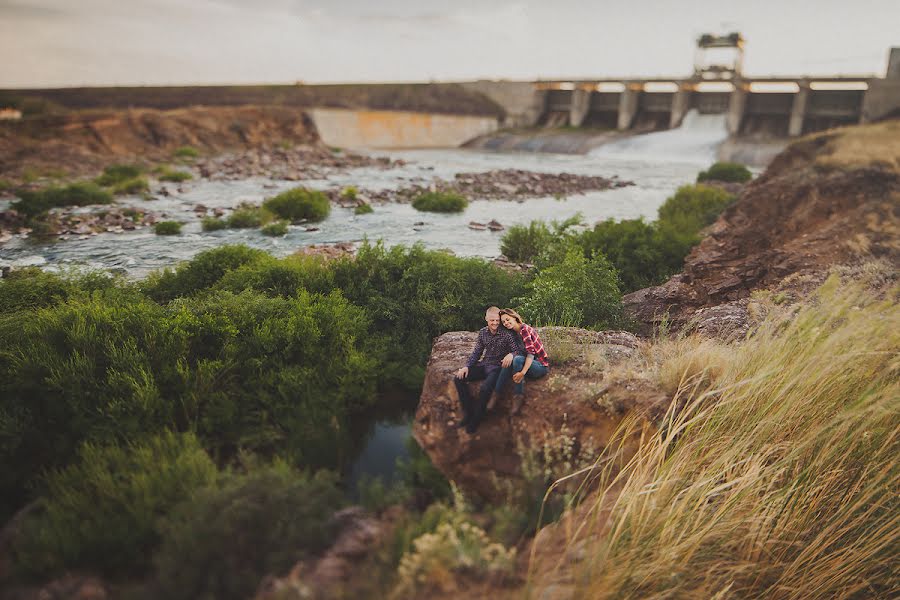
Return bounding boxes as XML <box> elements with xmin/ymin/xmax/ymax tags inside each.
<box><xmin>511</xmin><ymin>394</ymin><xmax>524</xmax><ymax>415</ymax></box>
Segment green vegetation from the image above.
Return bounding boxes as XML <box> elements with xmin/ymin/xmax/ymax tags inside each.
<box><xmin>569</xmin><ymin>278</ymin><xmax>898</xmax><ymax>598</ymax></box>
<box><xmin>173</xmin><ymin>146</ymin><xmax>200</xmax><ymax>160</ymax></box>
<box><xmin>341</xmin><ymin>185</ymin><xmax>359</xmax><ymax>200</ymax></box>
<box><xmin>696</xmin><ymin>161</ymin><xmax>752</xmax><ymax>183</ymax></box>
<box><xmin>260</xmin><ymin>220</ymin><xmax>289</xmax><ymax>236</ymax></box>
<box><xmin>500</xmin><ymin>221</ymin><xmax>552</xmax><ymax>262</ymax></box>
<box><xmin>12</xmin><ymin>182</ymin><xmax>113</xmax><ymax>218</ymax></box>
<box><xmin>201</xmin><ymin>217</ymin><xmax>228</xmax><ymax>231</ymax></box>
<box><xmin>154</xmin><ymin>221</ymin><xmax>182</xmax><ymax>235</ymax></box>
<box><xmin>411</xmin><ymin>191</ymin><xmax>468</xmax><ymax>213</ymax></box>
<box><xmin>354</xmin><ymin>203</ymin><xmax>374</xmax><ymax>215</ymax></box>
<box><xmin>517</xmin><ymin>248</ymin><xmax>622</xmax><ymax>328</ymax></box>
<box><xmin>226</xmin><ymin>205</ymin><xmax>267</xmax><ymax>228</ymax></box>
<box><xmin>157</xmin><ymin>167</ymin><xmax>193</xmax><ymax>182</ymax></box>
<box><xmin>0</xmin><ymin>178</ymin><xmax>11</xmax><ymax>192</ymax></box>
<box><xmin>14</xmin><ymin>432</ymin><xmax>216</xmax><ymax>576</ymax></box>
<box><xmin>262</xmin><ymin>187</ymin><xmax>330</xmax><ymax>222</ymax></box>
<box><xmin>111</xmin><ymin>176</ymin><xmax>149</xmax><ymax>196</ymax></box>
<box><xmin>94</xmin><ymin>164</ymin><xmax>143</xmax><ymax>187</ymax></box>
<box><xmin>151</xmin><ymin>463</ymin><xmax>341</xmax><ymax>599</ymax></box>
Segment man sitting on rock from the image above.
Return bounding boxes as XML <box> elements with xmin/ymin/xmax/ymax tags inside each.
<box><xmin>454</xmin><ymin>306</ymin><xmax>523</xmax><ymax>434</ymax></box>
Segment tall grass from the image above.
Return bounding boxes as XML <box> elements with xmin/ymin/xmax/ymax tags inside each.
<box><xmin>540</xmin><ymin>276</ymin><xmax>899</xmax><ymax>598</ymax></box>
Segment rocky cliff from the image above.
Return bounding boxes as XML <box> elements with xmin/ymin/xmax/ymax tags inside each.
<box><xmin>0</xmin><ymin>105</ymin><xmax>319</xmax><ymax>181</ymax></box>
<box><xmin>625</xmin><ymin>121</ymin><xmax>900</xmax><ymax>334</ymax></box>
<box><xmin>413</xmin><ymin>329</ymin><xmax>666</xmax><ymax>503</ymax></box>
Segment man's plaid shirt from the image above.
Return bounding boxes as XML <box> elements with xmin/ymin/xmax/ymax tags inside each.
<box><xmin>466</xmin><ymin>326</ymin><xmax>522</xmax><ymax>370</ymax></box>
<box><xmin>520</xmin><ymin>323</ymin><xmax>550</xmax><ymax>367</ymax></box>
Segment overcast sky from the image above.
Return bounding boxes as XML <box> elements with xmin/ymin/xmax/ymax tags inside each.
<box><xmin>1</xmin><ymin>0</ymin><xmax>897</xmax><ymax>88</ymax></box>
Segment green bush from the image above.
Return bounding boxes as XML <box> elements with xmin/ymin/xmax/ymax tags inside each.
<box><xmin>411</xmin><ymin>191</ymin><xmax>468</xmax><ymax>213</ymax></box>
<box><xmin>227</xmin><ymin>206</ymin><xmax>266</xmax><ymax>229</ymax></box>
<box><xmin>154</xmin><ymin>221</ymin><xmax>182</xmax><ymax>235</ymax></box>
<box><xmin>111</xmin><ymin>176</ymin><xmax>149</xmax><ymax>196</ymax></box>
<box><xmin>697</xmin><ymin>161</ymin><xmax>752</xmax><ymax>183</ymax></box>
<box><xmin>341</xmin><ymin>186</ymin><xmax>359</xmax><ymax>200</ymax></box>
<box><xmin>201</xmin><ymin>217</ymin><xmax>228</xmax><ymax>232</ymax></box>
<box><xmin>94</xmin><ymin>164</ymin><xmax>142</xmax><ymax>187</ymax></box>
<box><xmin>657</xmin><ymin>184</ymin><xmax>735</xmax><ymax>233</ymax></box>
<box><xmin>173</xmin><ymin>146</ymin><xmax>200</xmax><ymax>160</ymax></box>
<box><xmin>354</xmin><ymin>203</ymin><xmax>374</xmax><ymax>215</ymax></box>
<box><xmin>262</xmin><ymin>187</ymin><xmax>330</xmax><ymax>222</ymax></box>
<box><xmin>500</xmin><ymin>221</ymin><xmax>552</xmax><ymax>263</ymax></box>
<box><xmin>150</xmin><ymin>464</ymin><xmax>342</xmax><ymax>600</ymax></box>
<box><xmin>142</xmin><ymin>245</ymin><xmax>267</xmax><ymax>301</ymax></box>
<box><xmin>13</xmin><ymin>432</ymin><xmax>216</xmax><ymax>577</ymax></box>
<box><xmin>158</xmin><ymin>168</ymin><xmax>193</xmax><ymax>183</ymax></box>
<box><xmin>0</xmin><ymin>268</ymin><xmax>117</xmax><ymax>314</ymax></box>
<box><xmin>261</xmin><ymin>220</ymin><xmax>289</xmax><ymax>236</ymax></box>
<box><xmin>13</xmin><ymin>183</ymin><xmax>113</xmax><ymax>218</ymax></box>
<box><xmin>517</xmin><ymin>247</ymin><xmax>622</xmax><ymax>329</ymax></box>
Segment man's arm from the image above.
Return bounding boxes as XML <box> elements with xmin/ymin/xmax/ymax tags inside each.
<box><xmin>466</xmin><ymin>331</ymin><xmax>485</xmax><ymax>368</ymax></box>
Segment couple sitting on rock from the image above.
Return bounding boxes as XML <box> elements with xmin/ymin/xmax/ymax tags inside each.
<box><xmin>454</xmin><ymin>306</ymin><xmax>550</xmax><ymax>434</ymax></box>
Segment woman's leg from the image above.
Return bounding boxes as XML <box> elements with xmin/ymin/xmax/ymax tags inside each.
<box><xmin>513</xmin><ymin>358</ymin><xmax>545</xmax><ymax>396</ymax></box>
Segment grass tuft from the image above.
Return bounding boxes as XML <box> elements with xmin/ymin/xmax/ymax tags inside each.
<box><xmin>411</xmin><ymin>191</ymin><xmax>468</xmax><ymax>213</ymax></box>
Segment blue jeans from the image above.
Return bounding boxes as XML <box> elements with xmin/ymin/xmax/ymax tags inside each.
<box><xmin>496</xmin><ymin>355</ymin><xmax>549</xmax><ymax>396</ymax></box>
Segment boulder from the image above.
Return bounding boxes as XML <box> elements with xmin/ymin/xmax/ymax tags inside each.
<box><xmin>413</xmin><ymin>328</ymin><xmax>667</xmax><ymax>503</ymax></box>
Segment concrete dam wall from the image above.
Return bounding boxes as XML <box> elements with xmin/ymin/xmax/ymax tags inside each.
<box><xmin>308</xmin><ymin>108</ymin><xmax>499</xmax><ymax>149</ymax></box>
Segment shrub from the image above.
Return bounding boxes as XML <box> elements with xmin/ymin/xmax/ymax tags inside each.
<box><xmin>141</xmin><ymin>245</ymin><xmax>267</xmax><ymax>301</ymax></box>
<box><xmin>657</xmin><ymin>184</ymin><xmax>735</xmax><ymax>233</ymax></box>
<box><xmin>201</xmin><ymin>217</ymin><xmax>228</xmax><ymax>231</ymax></box>
<box><xmin>500</xmin><ymin>221</ymin><xmax>552</xmax><ymax>262</ymax></box>
<box><xmin>261</xmin><ymin>220</ymin><xmax>289</xmax><ymax>236</ymax></box>
<box><xmin>262</xmin><ymin>187</ymin><xmax>330</xmax><ymax>222</ymax></box>
<box><xmin>0</xmin><ymin>268</ymin><xmax>117</xmax><ymax>314</ymax></box>
<box><xmin>154</xmin><ymin>221</ymin><xmax>182</xmax><ymax>235</ymax></box>
<box><xmin>354</xmin><ymin>203</ymin><xmax>374</xmax><ymax>215</ymax></box>
<box><xmin>697</xmin><ymin>161</ymin><xmax>752</xmax><ymax>183</ymax></box>
<box><xmin>341</xmin><ymin>185</ymin><xmax>359</xmax><ymax>200</ymax></box>
<box><xmin>13</xmin><ymin>432</ymin><xmax>216</xmax><ymax>577</ymax></box>
<box><xmin>227</xmin><ymin>206</ymin><xmax>266</xmax><ymax>228</ymax></box>
<box><xmin>173</xmin><ymin>146</ymin><xmax>200</xmax><ymax>160</ymax></box>
<box><xmin>517</xmin><ymin>247</ymin><xmax>622</xmax><ymax>329</ymax></box>
<box><xmin>158</xmin><ymin>168</ymin><xmax>193</xmax><ymax>182</ymax></box>
<box><xmin>13</xmin><ymin>183</ymin><xmax>113</xmax><ymax>217</ymax></box>
<box><xmin>111</xmin><ymin>176</ymin><xmax>149</xmax><ymax>196</ymax></box>
<box><xmin>411</xmin><ymin>191</ymin><xmax>468</xmax><ymax>213</ymax></box>
<box><xmin>150</xmin><ymin>464</ymin><xmax>342</xmax><ymax>600</ymax></box>
<box><xmin>94</xmin><ymin>164</ymin><xmax>143</xmax><ymax>187</ymax></box>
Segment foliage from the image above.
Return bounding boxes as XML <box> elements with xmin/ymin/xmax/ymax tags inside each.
<box><xmin>226</xmin><ymin>205</ymin><xmax>267</xmax><ymax>228</ymax></box>
<box><xmin>354</xmin><ymin>203</ymin><xmax>374</xmax><ymax>215</ymax></box>
<box><xmin>13</xmin><ymin>432</ymin><xmax>216</xmax><ymax>577</ymax></box>
<box><xmin>154</xmin><ymin>221</ymin><xmax>182</xmax><ymax>235</ymax></box>
<box><xmin>517</xmin><ymin>247</ymin><xmax>622</xmax><ymax>329</ymax></box>
<box><xmin>201</xmin><ymin>216</ymin><xmax>228</xmax><ymax>231</ymax></box>
<box><xmin>142</xmin><ymin>245</ymin><xmax>267</xmax><ymax>302</ymax></box>
<box><xmin>94</xmin><ymin>164</ymin><xmax>143</xmax><ymax>187</ymax></box>
<box><xmin>262</xmin><ymin>187</ymin><xmax>330</xmax><ymax>222</ymax></box>
<box><xmin>566</xmin><ymin>278</ymin><xmax>900</xmax><ymax>598</ymax></box>
<box><xmin>397</xmin><ymin>437</ymin><xmax>452</xmax><ymax>503</ymax></box>
<box><xmin>500</xmin><ymin>220</ymin><xmax>552</xmax><ymax>263</ymax></box>
<box><xmin>696</xmin><ymin>161</ymin><xmax>752</xmax><ymax>183</ymax></box>
<box><xmin>0</xmin><ymin>285</ymin><xmax>378</xmax><ymax>509</ymax></box>
<box><xmin>260</xmin><ymin>220</ymin><xmax>289</xmax><ymax>236</ymax></box>
<box><xmin>657</xmin><ymin>184</ymin><xmax>735</xmax><ymax>233</ymax></box>
<box><xmin>12</xmin><ymin>182</ymin><xmax>113</xmax><ymax>218</ymax></box>
<box><xmin>157</xmin><ymin>167</ymin><xmax>193</xmax><ymax>182</ymax></box>
<box><xmin>0</xmin><ymin>268</ymin><xmax>117</xmax><ymax>314</ymax></box>
<box><xmin>111</xmin><ymin>176</ymin><xmax>150</xmax><ymax>196</ymax></box>
<box><xmin>411</xmin><ymin>191</ymin><xmax>468</xmax><ymax>213</ymax></box>
<box><xmin>173</xmin><ymin>146</ymin><xmax>200</xmax><ymax>160</ymax></box>
<box><xmin>341</xmin><ymin>185</ymin><xmax>359</xmax><ymax>200</ymax></box>
<box><xmin>150</xmin><ymin>463</ymin><xmax>342</xmax><ymax>600</ymax></box>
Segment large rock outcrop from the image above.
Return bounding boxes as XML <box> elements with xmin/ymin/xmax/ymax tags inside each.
<box><xmin>413</xmin><ymin>328</ymin><xmax>667</xmax><ymax>503</ymax></box>
<box><xmin>625</xmin><ymin>125</ymin><xmax>900</xmax><ymax>334</ymax></box>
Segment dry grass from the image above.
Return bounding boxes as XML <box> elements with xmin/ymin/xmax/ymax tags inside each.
<box><xmin>814</xmin><ymin>120</ymin><xmax>900</xmax><ymax>171</ymax></box>
<box><xmin>532</xmin><ymin>275</ymin><xmax>900</xmax><ymax>599</ymax></box>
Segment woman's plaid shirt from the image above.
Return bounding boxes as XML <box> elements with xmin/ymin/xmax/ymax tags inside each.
<box><xmin>520</xmin><ymin>323</ymin><xmax>550</xmax><ymax>367</ymax></box>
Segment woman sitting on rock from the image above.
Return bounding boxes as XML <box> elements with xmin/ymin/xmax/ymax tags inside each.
<box><xmin>497</xmin><ymin>308</ymin><xmax>550</xmax><ymax>415</ymax></box>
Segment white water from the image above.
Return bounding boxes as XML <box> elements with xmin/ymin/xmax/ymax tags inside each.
<box><xmin>590</xmin><ymin>110</ymin><xmax>728</xmax><ymax>164</ymax></box>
